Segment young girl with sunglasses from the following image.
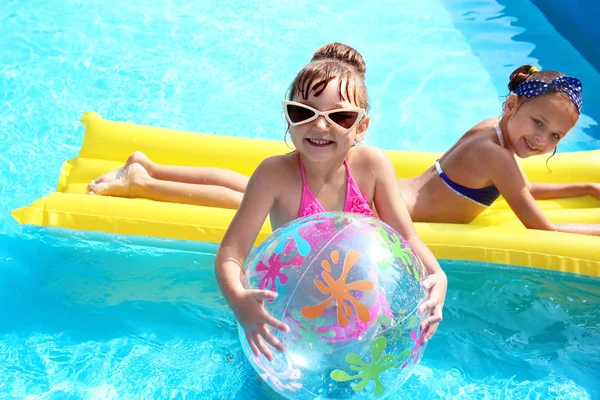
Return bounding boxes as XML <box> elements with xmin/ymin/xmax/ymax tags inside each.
<box><xmin>213</xmin><ymin>43</ymin><xmax>447</xmax><ymax>360</ymax></box>
<box><xmin>90</xmin><ymin>64</ymin><xmax>600</xmax><ymax>236</ymax></box>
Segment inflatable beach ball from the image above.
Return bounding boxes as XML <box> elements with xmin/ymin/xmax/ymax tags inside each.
<box><xmin>239</xmin><ymin>212</ymin><xmax>429</xmax><ymax>400</ymax></box>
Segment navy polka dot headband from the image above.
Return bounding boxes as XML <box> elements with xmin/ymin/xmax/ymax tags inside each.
<box><xmin>514</xmin><ymin>76</ymin><xmax>583</xmax><ymax>112</ymax></box>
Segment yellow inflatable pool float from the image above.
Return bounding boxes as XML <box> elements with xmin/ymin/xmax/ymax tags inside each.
<box><xmin>11</xmin><ymin>112</ymin><xmax>600</xmax><ymax>276</ymax></box>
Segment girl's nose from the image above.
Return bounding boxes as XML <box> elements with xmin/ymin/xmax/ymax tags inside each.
<box><xmin>313</xmin><ymin>115</ymin><xmax>329</xmax><ymax>130</ymax></box>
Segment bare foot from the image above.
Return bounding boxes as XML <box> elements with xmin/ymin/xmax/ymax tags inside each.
<box><xmin>88</xmin><ymin>151</ymin><xmax>151</xmax><ymax>192</ymax></box>
<box><xmin>89</xmin><ymin>163</ymin><xmax>148</xmax><ymax>198</ymax></box>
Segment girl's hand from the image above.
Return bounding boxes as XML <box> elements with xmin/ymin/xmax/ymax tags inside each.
<box><xmin>232</xmin><ymin>289</ymin><xmax>290</xmax><ymax>361</ymax></box>
<box><xmin>418</xmin><ymin>271</ymin><xmax>448</xmax><ymax>342</ymax></box>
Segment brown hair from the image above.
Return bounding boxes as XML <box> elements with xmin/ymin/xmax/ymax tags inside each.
<box><xmin>286</xmin><ymin>43</ymin><xmax>369</xmax><ymax>111</ymax></box>
<box><xmin>508</xmin><ymin>64</ymin><xmax>581</xmax><ymax>116</ymax></box>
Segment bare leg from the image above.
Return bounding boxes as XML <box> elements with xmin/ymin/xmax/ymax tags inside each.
<box><xmin>89</xmin><ymin>151</ymin><xmax>249</xmax><ymax>193</ymax></box>
<box><xmin>147</xmin><ymin>163</ymin><xmax>249</xmax><ymax>192</ymax></box>
<box><xmin>89</xmin><ymin>163</ymin><xmax>244</xmax><ymax>209</ymax></box>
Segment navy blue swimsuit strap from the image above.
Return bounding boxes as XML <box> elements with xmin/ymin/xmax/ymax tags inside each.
<box><xmin>435</xmin><ymin>159</ymin><xmax>500</xmax><ymax>207</ymax></box>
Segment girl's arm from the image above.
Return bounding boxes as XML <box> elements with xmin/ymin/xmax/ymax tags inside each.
<box><xmin>215</xmin><ymin>157</ymin><xmax>289</xmax><ymax>360</ymax></box>
<box><xmin>514</xmin><ymin>158</ymin><xmax>599</xmax><ymax>201</ymax></box>
<box><xmin>529</xmin><ymin>182</ymin><xmax>599</xmax><ymax>201</ymax></box>
<box><xmin>364</xmin><ymin>146</ymin><xmax>448</xmax><ymax>342</ymax></box>
<box><xmin>487</xmin><ymin>151</ymin><xmax>600</xmax><ymax>236</ymax></box>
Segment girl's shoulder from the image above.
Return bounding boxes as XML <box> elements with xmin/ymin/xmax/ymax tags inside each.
<box><xmin>246</xmin><ymin>153</ymin><xmax>300</xmax><ymax>200</ymax></box>
<box><xmin>253</xmin><ymin>152</ymin><xmax>299</xmax><ymax>180</ymax></box>
<box><xmin>459</xmin><ymin>118</ymin><xmax>498</xmax><ymax>143</ymax></box>
<box><xmin>348</xmin><ymin>145</ymin><xmax>389</xmax><ymax>165</ymax></box>
<box><xmin>462</xmin><ymin>119</ymin><xmax>506</xmax><ymax>152</ymax></box>
<box><xmin>473</xmin><ymin>117</ymin><xmax>499</xmax><ymax>131</ymax></box>
<box><xmin>466</xmin><ymin>121</ymin><xmax>520</xmax><ymax>173</ymax></box>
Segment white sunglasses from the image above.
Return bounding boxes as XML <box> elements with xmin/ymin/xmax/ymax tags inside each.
<box><xmin>282</xmin><ymin>100</ymin><xmax>366</xmax><ymax>132</ymax></box>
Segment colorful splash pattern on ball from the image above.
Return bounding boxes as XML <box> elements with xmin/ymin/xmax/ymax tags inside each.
<box><xmin>239</xmin><ymin>213</ymin><xmax>429</xmax><ymax>399</ymax></box>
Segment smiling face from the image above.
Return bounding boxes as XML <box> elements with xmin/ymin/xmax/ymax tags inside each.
<box><xmin>502</xmin><ymin>92</ymin><xmax>579</xmax><ymax>158</ymax></box>
<box><xmin>288</xmin><ymin>77</ymin><xmax>369</xmax><ymax>162</ymax></box>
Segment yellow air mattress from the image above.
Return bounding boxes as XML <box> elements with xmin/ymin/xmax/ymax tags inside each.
<box><xmin>11</xmin><ymin>112</ymin><xmax>600</xmax><ymax>276</ymax></box>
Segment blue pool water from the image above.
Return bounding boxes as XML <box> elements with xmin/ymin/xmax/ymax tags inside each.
<box><xmin>1</xmin><ymin>0</ymin><xmax>599</xmax><ymax>398</ymax></box>
<box><xmin>1</xmin><ymin>230</ymin><xmax>599</xmax><ymax>399</ymax></box>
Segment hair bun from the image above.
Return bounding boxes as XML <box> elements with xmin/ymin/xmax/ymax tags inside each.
<box><xmin>311</xmin><ymin>42</ymin><xmax>366</xmax><ymax>78</ymax></box>
<box><xmin>508</xmin><ymin>64</ymin><xmax>538</xmax><ymax>92</ymax></box>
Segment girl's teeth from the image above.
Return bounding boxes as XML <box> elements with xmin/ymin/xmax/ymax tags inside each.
<box><xmin>309</xmin><ymin>139</ymin><xmax>329</xmax><ymax>145</ymax></box>
<box><xmin>526</xmin><ymin>139</ymin><xmax>536</xmax><ymax>150</ymax></box>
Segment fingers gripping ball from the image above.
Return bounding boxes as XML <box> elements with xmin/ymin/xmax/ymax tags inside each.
<box><xmin>239</xmin><ymin>212</ymin><xmax>430</xmax><ymax>399</ymax></box>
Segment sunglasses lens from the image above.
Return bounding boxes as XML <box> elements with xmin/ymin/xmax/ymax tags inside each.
<box><xmin>286</xmin><ymin>104</ymin><xmax>316</xmax><ymax>124</ymax></box>
<box><xmin>329</xmin><ymin>111</ymin><xmax>360</xmax><ymax>129</ymax></box>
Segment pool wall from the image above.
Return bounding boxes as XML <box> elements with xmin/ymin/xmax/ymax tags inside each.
<box><xmin>531</xmin><ymin>0</ymin><xmax>600</xmax><ymax>71</ymax></box>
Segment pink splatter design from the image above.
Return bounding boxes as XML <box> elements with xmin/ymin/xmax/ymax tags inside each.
<box><xmin>402</xmin><ymin>326</ymin><xmax>428</xmax><ymax>368</ymax></box>
<box><xmin>297</xmin><ymin>214</ymin><xmax>337</xmax><ymax>248</ymax></box>
<box><xmin>297</xmin><ymin>213</ymin><xmax>364</xmax><ymax>249</ymax></box>
<box><xmin>318</xmin><ymin>291</ymin><xmax>394</xmax><ymax>343</ymax></box>
<box><xmin>256</xmin><ymin>241</ymin><xmax>304</xmax><ymax>296</ymax></box>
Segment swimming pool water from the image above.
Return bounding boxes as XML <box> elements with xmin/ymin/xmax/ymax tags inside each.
<box><xmin>1</xmin><ymin>229</ymin><xmax>599</xmax><ymax>399</ymax></box>
<box><xmin>1</xmin><ymin>0</ymin><xmax>599</xmax><ymax>398</ymax></box>
<box><xmin>2</xmin><ymin>0</ymin><xmax>600</xmax><ymax>230</ymax></box>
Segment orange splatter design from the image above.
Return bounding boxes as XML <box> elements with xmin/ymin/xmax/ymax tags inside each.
<box><xmin>331</xmin><ymin>250</ymin><xmax>339</xmax><ymax>264</ymax></box>
<box><xmin>301</xmin><ymin>250</ymin><xmax>373</xmax><ymax>326</ymax></box>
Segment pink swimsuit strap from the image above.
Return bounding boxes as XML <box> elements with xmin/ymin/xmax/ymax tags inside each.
<box><xmin>297</xmin><ymin>156</ymin><xmax>374</xmax><ymax>219</ymax></box>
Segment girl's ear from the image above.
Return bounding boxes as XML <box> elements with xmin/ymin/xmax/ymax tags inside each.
<box><xmin>353</xmin><ymin>116</ymin><xmax>370</xmax><ymax>143</ymax></box>
<box><xmin>503</xmin><ymin>93</ymin><xmax>519</xmax><ymax>117</ymax></box>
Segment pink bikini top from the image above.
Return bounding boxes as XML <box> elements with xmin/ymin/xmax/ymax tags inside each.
<box><xmin>297</xmin><ymin>156</ymin><xmax>374</xmax><ymax>219</ymax></box>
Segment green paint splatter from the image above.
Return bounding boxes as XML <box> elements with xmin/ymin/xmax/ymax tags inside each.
<box><xmin>377</xmin><ymin>228</ymin><xmax>420</xmax><ymax>282</ymax></box>
<box><xmin>286</xmin><ymin>311</ymin><xmax>335</xmax><ymax>354</ymax></box>
<box><xmin>377</xmin><ymin>313</ymin><xmax>392</xmax><ymax>327</ymax></box>
<box><xmin>405</xmin><ymin>315</ymin><xmax>418</xmax><ymax>329</ymax></box>
<box><xmin>394</xmin><ymin>348</ymin><xmax>412</xmax><ymax>368</ymax></box>
<box><xmin>330</xmin><ymin>337</ymin><xmax>395</xmax><ymax>396</ymax></box>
